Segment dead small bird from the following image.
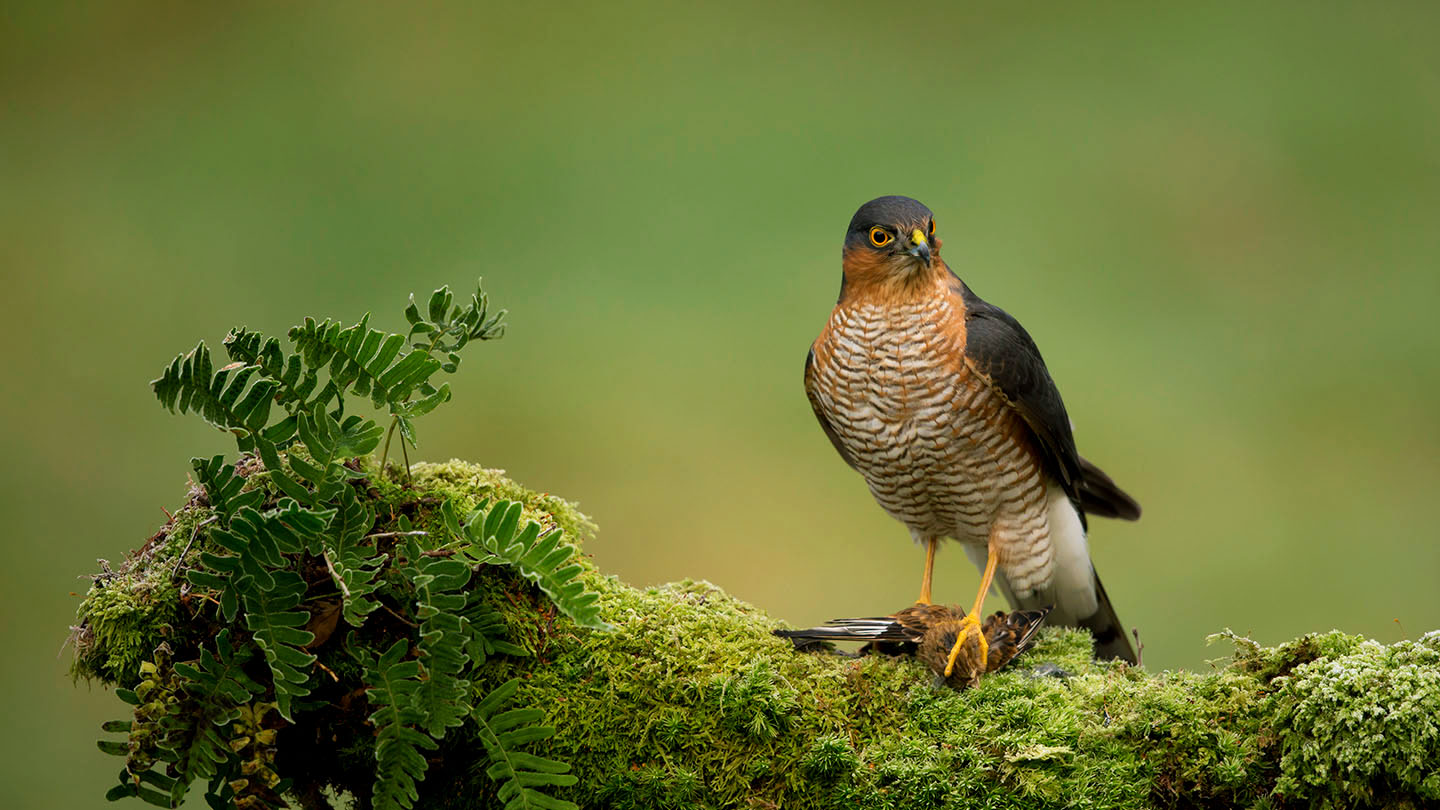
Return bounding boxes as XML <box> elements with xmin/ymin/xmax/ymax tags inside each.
<box><xmin>775</xmin><ymin>604</ymin><xmax>1051</xmax><ymax>690</ymax></box>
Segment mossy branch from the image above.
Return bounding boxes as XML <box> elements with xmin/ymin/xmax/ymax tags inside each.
<box><xmin>74</xmin><ymin>461</ymin><xmax>1440</xmax><ymax>810</ymax></box>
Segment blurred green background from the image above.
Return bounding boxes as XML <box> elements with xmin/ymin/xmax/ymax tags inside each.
<box><xmin>3</xmin><ymin>1</ymin><xmax>1438</xmax><ymax>806</ymax></box>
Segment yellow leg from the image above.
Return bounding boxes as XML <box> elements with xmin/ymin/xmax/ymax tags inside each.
<box><xmin>944</xmin><ymin>543</ymin><xmax>997</xmax><ymax>676</ymax></box>
<box><xmin>916</xmin><ymin>538</ymin><xmax>938</xmax><ymax>604</ymax></box>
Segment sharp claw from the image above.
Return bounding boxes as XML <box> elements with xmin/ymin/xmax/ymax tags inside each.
<box><xmin>943</xmin><ymin>614</ymin><xmax>984</xmax><ymax>677</ymax></box>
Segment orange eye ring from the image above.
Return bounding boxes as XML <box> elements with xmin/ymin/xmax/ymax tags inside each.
<box><xmin>929</xmin><ymin>219</ymin><xmax>935</xmax><ymax>235</ymax></box>
<box><xmin>869</xmin><ymin>227</ymin><xmax>893</xmax><ymax>247</ymax></box>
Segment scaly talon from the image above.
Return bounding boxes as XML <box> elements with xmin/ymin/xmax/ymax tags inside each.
<box><xmin>944</xmin><ymin>541</ymin><xmax>999</xmax><ymax>678</ymax></box>
<box><xmin>943</xmin><ymin>612</ymin><xmax>984</xmax><ymax>676</ymax></box>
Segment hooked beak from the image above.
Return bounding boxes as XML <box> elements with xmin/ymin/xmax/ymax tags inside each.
<box><xmin>908</xmin><ymin>229</ymin><xmax>932</xmax><ymax>266</ymax></box>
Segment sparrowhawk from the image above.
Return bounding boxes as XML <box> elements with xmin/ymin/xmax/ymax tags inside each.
<box><xmin>804</xmin><ymin>195</ymin><xmax>1141</xmax><ymax>671</ymax></box>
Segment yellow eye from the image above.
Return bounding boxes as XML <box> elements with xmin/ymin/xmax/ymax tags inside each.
<box><xmin>928</xmin><ymin>219</ymin><xmax>935</xmax><ymax>236</ymax></box>
<box><xmin>869</xmin><ymin>227</ymin><xmax>893</xmax><ymax>247</ymax></box>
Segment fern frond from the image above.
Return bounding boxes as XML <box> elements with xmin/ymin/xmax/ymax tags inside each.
<box><xmin>190</xmin><ymin>455</ymin><xmax>262</xmax><ymax>521</ymax></box>
<box><xmin>190</xmin><ymin>500</ymin><xmax>334</xmax><ymax>620</ymax></box>
<box><xmin>444</xmin><ymin>500</ymin><xmax>609</xmax><ymax>631</ymax></box>
<box><xmin>99</xmin><ymin>674</ymin><xmax>183</xmax><ymax>808</ymax></box>
<box><xmin>164</xmin><ymin>630</ymin><xmax>264</xmax><ymax>797</ymax></box>
<box><xmin>184</xmin><ymin>501</ymin><xmax>326</xmax><ymax>721</ymax></box>
<box><xmin>240</xmin><ymin>571</ymin><xmax>316</xmax><ymax>722</ymax></box>
<box><xmin>401</xmin><ymin>538</ymin><xmax>474</xmax><ymax>738</ymax></box>
<box><xmin>364</xmin><ymin>640</ymin><xmax>436</xmax><ymax>810</ymax></box>
<box><xmin>322</xmin><ymin>486</ymin><xmax>384</xmax><ymax>627</ymax></box>
<box><xmin>152</xmin><ymin>341</ymin><xmax>277</xmax><ymax>450</ymax></box>
<box><xmin>404</xmin><ymin>279</ymin><xmax>508</xmax><ymax>373</ymax></box>
<box><xmin>462</xmin><ymin>593</ymin><xmax>527</xmax><ymax>665</ymax></box>
<box><xmin>472</xmin><ymin>678</ymin><xmax>578</xmax><ymax>810</ymax></box>
<box><xmin>289</xmin><ymin>314</ymin><xmax>441</xmax><ymax>410</ymax></box>
<box><xmin>222</xmin><ymin>327</ymin><xmax>322</xmax><ymax>418</ymax></box>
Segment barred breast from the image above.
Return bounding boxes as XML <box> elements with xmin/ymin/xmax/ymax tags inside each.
<box><xmin>807</xmin><ymin>295</ymin><xmax>1058</xmax><ymax>596</ymax></box>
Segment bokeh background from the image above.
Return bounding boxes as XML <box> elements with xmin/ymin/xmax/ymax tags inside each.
<box><xmin>3</xmin><ymin>1</ymin><xmax>1438</xmax><ymax>806</ymax></box>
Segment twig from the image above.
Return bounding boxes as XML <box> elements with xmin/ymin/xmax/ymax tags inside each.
<box><xmin>419</xmin><ymin>549</ymin><xmax>455</xmax><ymax>558</ymax></box>
<box><xmin>365</xmin><ymin>530</ymin><xmax>428</xmax><ymax>540</ymax></box>
<box><xmin>313</xmin><ymin>659</ymin><xmax>340</xmax><ymax>683</ymax></box>
<box><xmin>173</xmin><ymin>515</ymin><xmax>219</xmax><ymax>579</ymax></box>
<box><xmin>323</xmin><ymin>551</ymin><xmax>351</xmax><ymax>599</ymax></box>
<box><xmin>1132</xmin><ymin>627</ymin><xmax>1145</xmax><ymax>669</ymax></box>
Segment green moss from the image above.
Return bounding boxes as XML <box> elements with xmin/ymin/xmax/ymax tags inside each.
<box><xmin>72</xmin><ymin>459</ymin><xmax>1440</xmax><ymax>809</ymax></box>
<box><xmin>1269</xmin><ymin>632</ymin><xmax>1440</xmax><ymax>808</ymax></box>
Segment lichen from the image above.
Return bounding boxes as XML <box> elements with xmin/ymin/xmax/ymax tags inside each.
<box><xmin>71</xmin><ymin>459</ymin><xmax>1440</xmax><ymax>809</ymax></box>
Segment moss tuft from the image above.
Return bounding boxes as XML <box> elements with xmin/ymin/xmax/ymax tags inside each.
<box><xmin>1269</xmin><ymin>631</ymin><xmax>1440</xmax><ymax>808</ymax></box>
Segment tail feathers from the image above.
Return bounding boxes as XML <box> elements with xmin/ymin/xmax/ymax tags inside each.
<box><xmin>1075</xmin><ymin>571</ymin><xmax>1136</xmax><ymax>663</ymax></box>
<box><xmin>1077</xmin><ymin>456</ymin><xmax>1141</xmax><ymax>521</ymax></box>
<box><xmin>976</xmin><ymin>549</ymin><xmax>1138</xmax><ymax>665</ymax></box>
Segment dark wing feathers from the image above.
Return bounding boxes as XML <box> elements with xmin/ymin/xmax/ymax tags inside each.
<box><xmin>957</xmin><ymin>279</ymin><xmax>1139</xmax><ymax>521</ymax></box>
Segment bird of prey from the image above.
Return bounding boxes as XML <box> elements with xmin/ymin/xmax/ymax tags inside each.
<box><xmin>775</xmin><ymin>604</ymin><xmax>1052</xmax><ymax>690</ymax></box>
<box><xmin>804</xmin><ymin>195</ymin><xmax>1141</xmax><ymax>672</ymax></box>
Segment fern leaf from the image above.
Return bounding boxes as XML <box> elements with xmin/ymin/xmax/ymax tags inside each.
<box><xmin>190</xmin><ymin>455</ymin><xmax>263</xmax><ymax>521</ymax></box>
<box><xmin>289</xmin><ymin>314</ymin><xmax>441</xmax><ymax>410</ymax></box>
<box><xmin>446</xmin><ymin>500</ymin><xmax>609</xmax><ymax>631</ymax></box>
<box><xmin>152</xmin><ymin>341</ymin><xmax>277</xmax><ymax>449</ymax></box>
<box><xmin>462</xmin><ymin>593</ymin><xmax>527</xmax><ymax>664</ymax></box>
<box><xmin>193</xmin><ymin>500</ymin><xmax>334</xmax><ymax>620</ymax></box>
<box><xmin>401</xmin><ymin>538</ymin><xmax>474</xmax><ymax>738</ymax></box>
<box><xmin>223</xmin><ymin>327</ymin><xmax>322</xmax><ymax>418</ymax></box>
<box><xmin>261</xmin><ymin>405</ymin><xmax>385</xmax><ymax>504</ymax></box>
<box><xmin>364</xmin><ymin>640</ymin><xmax>436</xmax><ymax>810</ymax></box>
<box><xmin>241</xmin><ymin>571</ymin><xmax>315</xmax><ymax>722</ymax></box>
<box><xmin>323</xmin><ymin>486</ymin><xmax>384</xmax><ymax>627</ymax></box>
<box><xmin>404</xmin><ymin>279</ymin><xmax>508</xmax><ymax>373</ymax></box>
<box><xmin>472</xmin><ymin>678</ymin><xmax>577</xmax><ymax>810</ymax></box>
<box><xmin>163</xmin><ymin>630</ymin><xmax>264</xmax><ymax>797</ymax></box>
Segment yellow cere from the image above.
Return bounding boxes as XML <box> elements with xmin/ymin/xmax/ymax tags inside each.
<box><xmin>911</xmin><ymin>229</ymin><xmax>928</xmax><ymax>246</ymax></box>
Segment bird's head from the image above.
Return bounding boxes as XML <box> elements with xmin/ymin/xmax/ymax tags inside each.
<box><xmin>842</xmin><ymin>196</ymin><xmax>942</xmax><ymax>289</ymax></box>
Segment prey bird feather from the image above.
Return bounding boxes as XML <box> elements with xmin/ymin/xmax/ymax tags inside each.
<box><xmin>775</xmin><ymin>605</ymin><xmax>1052</xmax><ymax>690</ymax></box>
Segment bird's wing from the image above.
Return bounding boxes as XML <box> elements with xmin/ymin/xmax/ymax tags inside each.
<box><xmin>774</xmin><ymin>613</ymin><xmax>928</xmax><ymax>644</ymax></box>
<box><xmin>955</xmin><ymin>278</ymin><xmax>1138</xmax><ymax>519</ymax></box>
<box><xmin>804</xmin><ymin>347</ymin><xmax>858</xmax><ymax>471</ymax></box>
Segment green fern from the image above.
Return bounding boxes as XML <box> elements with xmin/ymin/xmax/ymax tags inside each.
<box><xmin>101</xmin><ymin>280</ymin><xmax>600</xmax><ymax>809</ymax></box>
<box><xmin>222</xmin><ymin>327</ymin><xmax>322</xmax><ymax>419</ymax></box>
<box><xmin>239</xmin><ymin>571</ymin><xmax>316</xmax><ymax>722</ymax></box>
<box><xmin>289</xmin><ymin>314</ymin><xmax>441</xmax><ymax>412</ymax></box>
<box><xmin>403</xmin><ymin>280</ymin><xmax>508</xmax><ymax>373</ymax></box>
<box><xmin>152</xmin><ymin>342</ymin><xmax>278</xmax><ymax>451</ymax></box>
<box><xmin>462</xmin><ymin>594</ymin><xmax>528</xmax><ymax>665</ymax></box>
<box><xmin>364</xmin><ymin>640</ymin><xmax>436</xmax><ymax>810</ymax></box>
<box><xmin>400</xmin><ymin>537</ymin><xmax>475</xmax><ymax>738</ymax></box>
<box><xmin>190</xmin><ymin>455</ymin><xmax>263</xmax><ymax>520</ymax></box>
<box><xmin>321</xmin><ymin>486</ymin><xmax>384</xmax><ymax>627</ymax></box>
<box><xmin>187</xmin><ymin>500</ymin><xmax>334</xmax><ymax>622</ymax></box>
<box><xmin>185</xmin><ymin>501</ymin><xmax>328</xmax><ymax>721</ymax></box>
<box><xmin>472</xmin><ymin>678</ymin><xmax>578</xmax><ymax>810</ymax></box>
<box><xmin>444</xmin><ymin>499</ymin><xmax>609</xmax><ymax>631</ymax></box>
<box><xmin>165</xmin><ymin>630</ymin><xmax>264</xmax><ymax>799</ymax></box>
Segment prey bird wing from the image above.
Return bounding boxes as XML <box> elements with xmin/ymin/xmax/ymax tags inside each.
<box><xmin>775</xmin><ymin>604</ymin><xmax>954</xmax><ymax>645</ymax></box>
